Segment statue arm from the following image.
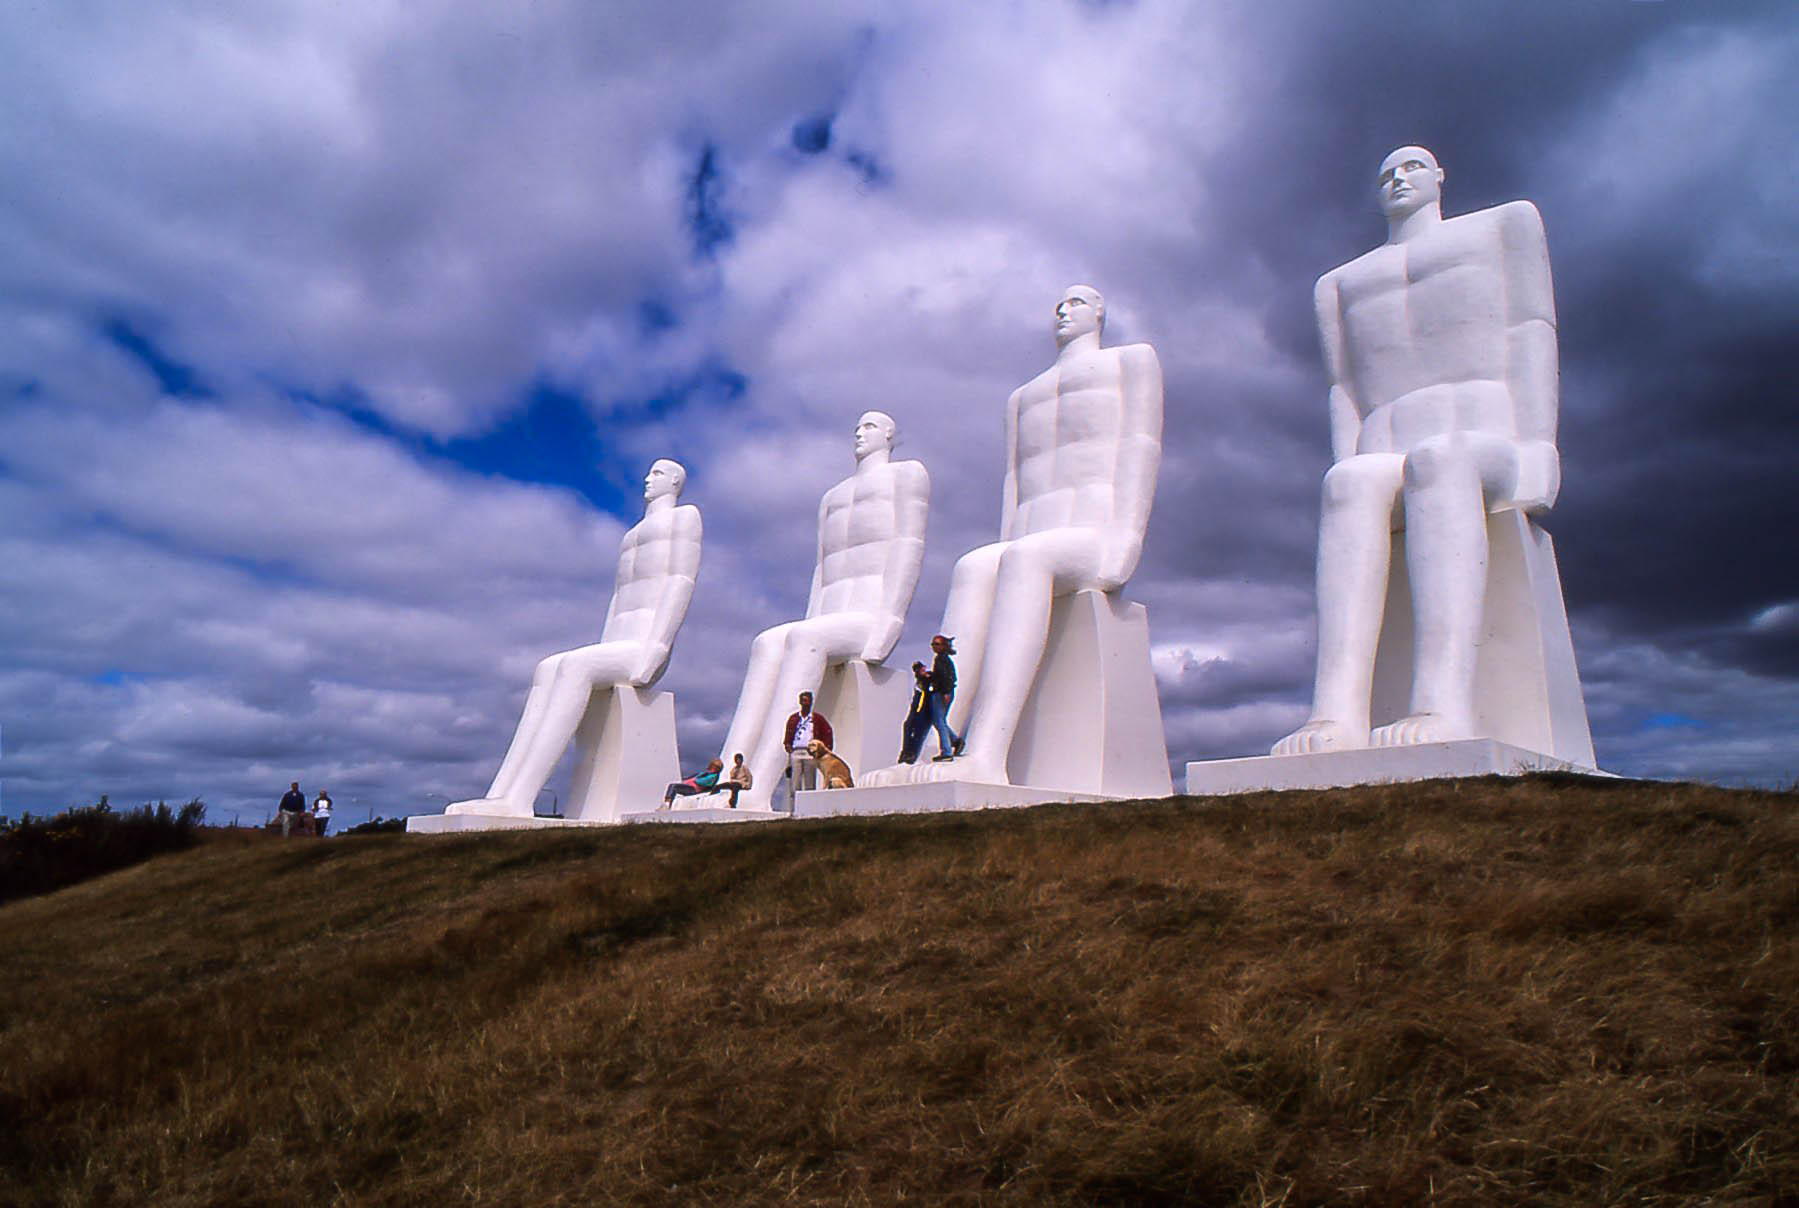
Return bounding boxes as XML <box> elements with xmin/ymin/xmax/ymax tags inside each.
<box><xmin>998</xmin><ymin>386</ymin><xmax>1022</xmax><ymax>542</ymax></box>
<box><xmin>1315</xmin><ymin>273</ymin><xmax>1362</xmax><ymax>464</ymax></box>
<box><xmin>1097</xmin><ymin>343</ymin><xmax>1164</xmax><ymax>589</ymax></box>
<box><xmin>629</xmin><ymin>507</ymin><xmax>703</xmax><ymax>687</ymax></box>
<box><xmin>859</xmin><ymin>462</ymin><xmax>931</xmax><ymax>662</ymax></box>
<box><xmin>1501</xmin><ymin>200</ymin><xmax>1560</xmax><ymax>511</ymax></box>
<box><xmin>803</xmin><ymin>492</ymin><xmax>829</xmax><ymax>619</ymax></box>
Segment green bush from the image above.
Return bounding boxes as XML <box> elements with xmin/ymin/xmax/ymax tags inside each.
<box><xmin>0</xmin><ymin>796</ymin><xmax>206</xmax><ymax>905</ymax></box>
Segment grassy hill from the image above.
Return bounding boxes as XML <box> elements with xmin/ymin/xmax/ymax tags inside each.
<box><xmin>1</xmin><ymin>775</ymin><xmax>1794</xmax><ymax>1206</ymax></box>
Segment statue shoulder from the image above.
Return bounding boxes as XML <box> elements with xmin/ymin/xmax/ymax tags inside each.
<box><xmin>1451</xmin><ymin>198</ymin><xmax>1543</xmax><ymax>238</ymax></box>
<box><xmin>1315</xmin><ymin>259</ymin><xmax>1354</xmax><ymax>300</ymax></box>
<box><xmin>1113</xmin><ymin>341</ymin><xmax>1160</xmax><ymax>369</ymax></box>
<box><xmin>672</xmin><ymin>503</ymin><xmax>702</xmax><ymax>535</ymax></box>
<box><xmin>891</xmin><ymin>458</ymin><xmax>930</xmax><ymax>486</ymax></box>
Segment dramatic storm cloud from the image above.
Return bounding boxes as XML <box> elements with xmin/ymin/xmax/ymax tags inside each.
<box><xmin>1</xmin><ymin>0</ymin><xmax>1793</xmax><ymax>824</ymax></box>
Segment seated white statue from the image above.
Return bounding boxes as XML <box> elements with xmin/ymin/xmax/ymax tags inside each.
<box><xmin>867</xmin><ymin>285</ymin><xmax>1163</xmax><ymax>787</ymax></box>
<box><xmin>448</xmin><ymin>459</ymin><xmax>702</xmax><ymax>816</ymax></box>
<box><xmin>718</xmin><ymin>411</ymin><xmax>929</xmax><ymax>809</ymax></box>
<box><xmin>1274</xmin><ymin>146</ymin><xmax>1561</xmax><ymax>755</ymax></box>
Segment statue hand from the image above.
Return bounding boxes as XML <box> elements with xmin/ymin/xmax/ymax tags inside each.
<box><xmin>629</xmin><ymin>646</ymin><xmax>671</xmax><ymax>688</ymax></box>
<box><xmin>1507</xmin><ymin>440</ymin><xmax>1561</xmax><ymax>513</ymax></box>
<box><xmin>1095</xmin><ymin>537</ymin><xmax>1140</xmax><ymax>593</ymax></box>
<box><xmin>860</xmin><ymin>618</ymin><xmax>902</xmax><ymax>664</ymax></box>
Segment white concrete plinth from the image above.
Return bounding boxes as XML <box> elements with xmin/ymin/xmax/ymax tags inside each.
<box><xmin>1373</xmin><ymin>511</ymin><xmax>1594</xmax><ymax>766</ymax></box>
<box><xmin>565</xmin><ymin>686</ymin><xmax>682</xmax><ymax>822</ymax></box>
<box><xmin>1007</xmin><ymin>590</ymin><xmax>1174</xmax><ymax>797</ymax></box>
<box><xmin>813</xmin><ymin>659</ymin><xmax>914</xmax><ymax>783</ymax></box>
<box><xmin>1186</xmin><ymin>738</ymin><xmax>1597</xmax><ymax>797</ymax></box>
<box><xmin>616</xmin><ymin>806</ymin><xmax>783</xmax><ymax>825</ymax></box>
<box><xmin>406</xmin><ymin>813</ymin><xmax>609</xmax><ymax>834</ymax></box>
<box><xmin>795</xmin><ymin>780</ymin><xmax>1110</xmax><ymax>819</ymax></box>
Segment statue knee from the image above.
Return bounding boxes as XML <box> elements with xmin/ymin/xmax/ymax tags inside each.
<box><xmin>1321</xmin><ymin>458</ymin><xmax>1398</xmax><ymax>514</ymax></box>
<box><xmin>1402</xmin><ymin>436</ymin><xmax>1474</xmax><ymax>491</ymax></box>
<box><xmin>749</xmin><ymin>627</ymin><xmax>786</xmax><ymax>664</ymax></box>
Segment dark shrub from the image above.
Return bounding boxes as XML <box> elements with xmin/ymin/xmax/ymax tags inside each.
<box><xmin>0</xmin><ymin>796</ymin><xmax>206</xmax><ymax>905</ymax></box>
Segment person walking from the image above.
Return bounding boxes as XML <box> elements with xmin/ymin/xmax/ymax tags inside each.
<box><xmin>312</xmin><ymin>790</ymin><xmax>334</xmax><ymax>837</ymax></box>
<box><xmin>277</xmin><ymin>782</ymin><xmax>307</xmax><ymax>838</ymax></box>
<box><xmin>928</xmin><ymin>634</ymin><xmax>964</xmax><ymax>761</ymax></box>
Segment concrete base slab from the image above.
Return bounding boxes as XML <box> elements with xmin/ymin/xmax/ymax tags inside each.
<box><xmin>795</xmin><ymin>780</ymin><xmax>1113</xmax><ymax>819</ymax></box>
<box><xmin>617</xmin><ymin>807</ymin><xmax>783</xmax><ymax>825</ymax></box>
<box><xmin>406</xmin><ymin>812</ymin><xmax>608</xmax><ymax>834</ymax></box>
<box><xmin>1186</xmin><ymin>738</ymin><xmax>1600</xmax><ymax>797</ymax></box>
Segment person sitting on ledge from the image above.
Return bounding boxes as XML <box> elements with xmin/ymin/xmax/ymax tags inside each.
<box><xmin>710</xmin><ymin>753</ymin><xmax>753</xmax><ymax>808</ymax></box>
<box><xmin>661</xmin><ymin>759</ymin><xmax>723</xmax><ymax>809</ymax></box>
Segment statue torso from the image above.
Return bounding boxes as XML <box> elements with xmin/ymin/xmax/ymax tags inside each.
<box><xmin>604</xmin><ymin>505</ymin><xmax>696</xmax><ymax>643</ymax></box>
<box><xmin>1329</xmin><ymin>206</ymin><xmax>1521</xmax><ymax>454</ymax></box>
<box><xmin>814</xmin><ymin>460</ymin><xmax>922</xmax><ymax>616</ymax></box>
<box><xmin>1011</xmin><ymin>346</ymin><xmax>1129</xmax><ymax>535</ymax></box>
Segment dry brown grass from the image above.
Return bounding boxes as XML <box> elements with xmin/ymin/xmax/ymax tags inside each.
<box><xmin>1</xmin><ymin>774</ymin><xmax>1795</xmax><ymax>1206</ymax></box>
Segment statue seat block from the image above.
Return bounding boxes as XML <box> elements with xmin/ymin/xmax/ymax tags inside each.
<box><xmin>565</xmin><ymin>686</ymin><xmax>681</xmax><ymax>823</ymax></box>
<box><xmin>1373</xmin><ymin>509</ymin><xmax>1594</xmax><ymax>766</ymax></box>
<box><xmin>811</xmin><ymin>660</ymin><xmax>914</xmax><ymax>784</ymax></box>
<box><xmin>1007</xmin><ymin>589</ymin><xmax>1174</xmax><ymax>797</ymax></box>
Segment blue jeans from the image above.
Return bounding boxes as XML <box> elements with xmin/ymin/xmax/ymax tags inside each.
<box><xmin>929</xmin><ymin>693</ymin><xmax>959</xmax><ymax>754</ymax></box>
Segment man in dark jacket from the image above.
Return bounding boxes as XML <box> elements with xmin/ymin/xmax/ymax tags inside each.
<box><xmin>277</xmin><ymin>782</ymin><xmax>307</xmax><ymax>838</ymax></box>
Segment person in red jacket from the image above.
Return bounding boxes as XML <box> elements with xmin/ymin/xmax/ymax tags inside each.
<box><xmin>781</xmin><ymin>692</ymin><xmax>833</xmax><ymax>807</ymax></box>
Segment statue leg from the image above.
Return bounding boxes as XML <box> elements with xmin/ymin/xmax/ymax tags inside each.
<box><xmin>1273</xmin><ymin>455</ymin><xmax>1404</xmax><ymax>755</ymax></box>
<box><xmin>718</xmin><ymin>623</ymin><xmax>795</xmax><ymax>809</ymax></box>
<box><xmin>484</xmin><ymin>653</ymin><xmax>566</xmax><ymax>801</ymax></box>
<box><xmin>929</xmin><ymin>531</ymin><xmax>1101</xmax><ymax>784</ymax></box>
<box><xmin>937</xmin><ymin>544</ymin><xmax>1006</xmax><ymax>736</ymax></box>
<box><xmin>488</xmin><ymin>644</ymin><xmax>636</xmax><ymax>813</ymax></box>
<box><xmin>1374</xmin><ymin>434</ymin><xmax>1518</xmax><ymax>747</ymax></box>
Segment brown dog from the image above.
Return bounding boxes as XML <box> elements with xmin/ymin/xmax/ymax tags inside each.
<box><xmin>805</xmin><ymin>739</ymin><xmax>854</xmax><ymax>789</ymax></box>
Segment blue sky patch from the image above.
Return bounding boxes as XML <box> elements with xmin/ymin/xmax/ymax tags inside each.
<box><xmin>102</xmin><ymin>318</ymin><xmax>213</xmax><ymax>398</ymax></box>
<box><xmin>793</xmin><ymin>114</ymin><xmax>833</xmax><ymax>153</ymax></box>
<box><xmin>1641</xmin><ymin>712</ymin><xmax>1706</xmax><ymax>731</ymax></box>
<box><xmin>686</xmin><ymin>144</ymin><xmax>733</xmax><ymax>257</ymax></box>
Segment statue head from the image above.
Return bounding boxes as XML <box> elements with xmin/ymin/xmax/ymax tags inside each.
<box><xmin>853</xmin><ymin>410</ymin><xmax>897</xmax><ymax>460</ymax></box>
<box><xmin>643</xmin><ymin>458</ymin><xmax>687</xmax><ymax>502</ymax></box>
<box><xmin>1053</xmin><ymin>285</ymin><xmax>1105</xmax><ymax>346</ymax></box>
<box><xmin>1376</xmin><ymin>146</ymin><xmax>1443</xmax><ymax>220</ymax></box>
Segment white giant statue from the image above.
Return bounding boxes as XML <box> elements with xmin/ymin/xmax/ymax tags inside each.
<box><xmin>1273</xmin><ymin>145</ymin><xmax>1586</xmax><ymax>758</ymax></box>
<box><xmin>867</xmin><ymin>285</ymin><xmax>1165</xmax><ymax>788</ymax></box>
<box><xmin>718</xmin><ymin>411</ymin><xmax>929</xmax><ymax>810</ymax></box>
<box><xmin>448</xmin><ymin>459</ymin><xmax>702</xmax><ymax>817</ymax></box>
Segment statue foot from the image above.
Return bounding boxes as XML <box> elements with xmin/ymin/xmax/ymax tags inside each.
<box><xmin>1270</xmin><ymin>719</ymin><xmax>1367</xmax><ymax>756</ymax></box>
<box><xmin>444</xmin><ymin>797</ymin><xmax>524</xmax><ymax>816</ymax></box>
<box><xmin>1370</xmin><ymin>712</ymin><xmax>1472</xmax><ymax>748</ymax></box>
<box><xmin>918</xmin><ymin>756</ymin><xmax>1009</xmax><ymax>785</ymax></box>
<box><xmin>861</xmin><ymin>762</ymin><xmax>912</xmax><ymax>787</ymax></box>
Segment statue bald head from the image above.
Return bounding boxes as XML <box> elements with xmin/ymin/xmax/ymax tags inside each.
<box><xmin>643</xmin><ymin>458</ymin><xmax>687</xmax><ymax>501</ymax></box>
<box><xmin>1053</xmin><ymin>285</ymin><xmax>1106</xmax><ymax>346</ymax></box>
<box><xmin>1376</xmin><ymin>145</ymin><xmax>1444</xmax><ymax>219</ymax></box>
<box><xmin>854</xmin><ymin>410</ymin><xmax>897</xmax><ymax>460</ymax></box>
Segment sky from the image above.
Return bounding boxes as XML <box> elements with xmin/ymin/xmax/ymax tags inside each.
<box><xmin>2</xmin><ymin>0</ymin><xmax>1794</xmax><ymax>827</ymax></box>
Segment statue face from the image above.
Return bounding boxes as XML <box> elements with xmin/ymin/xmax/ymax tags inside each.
<box><xmin>1053</xmin><ymin>286</ymin><xmax>1104</xmax><ymax>346</ymax></box>
<box><xmin>1376</xmin><ymin>146</ymin><xmax>1443</xmax><ymax>219</ymax></box>
<box><xmin>853</xmin><ymin>411</ymin><xmax>896</xmax><ymax>459</ymax></box>
<box><xmin>643</xmin><ymin>459</ymin><xmax>685</xmax><ymax>501</ymax></box>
